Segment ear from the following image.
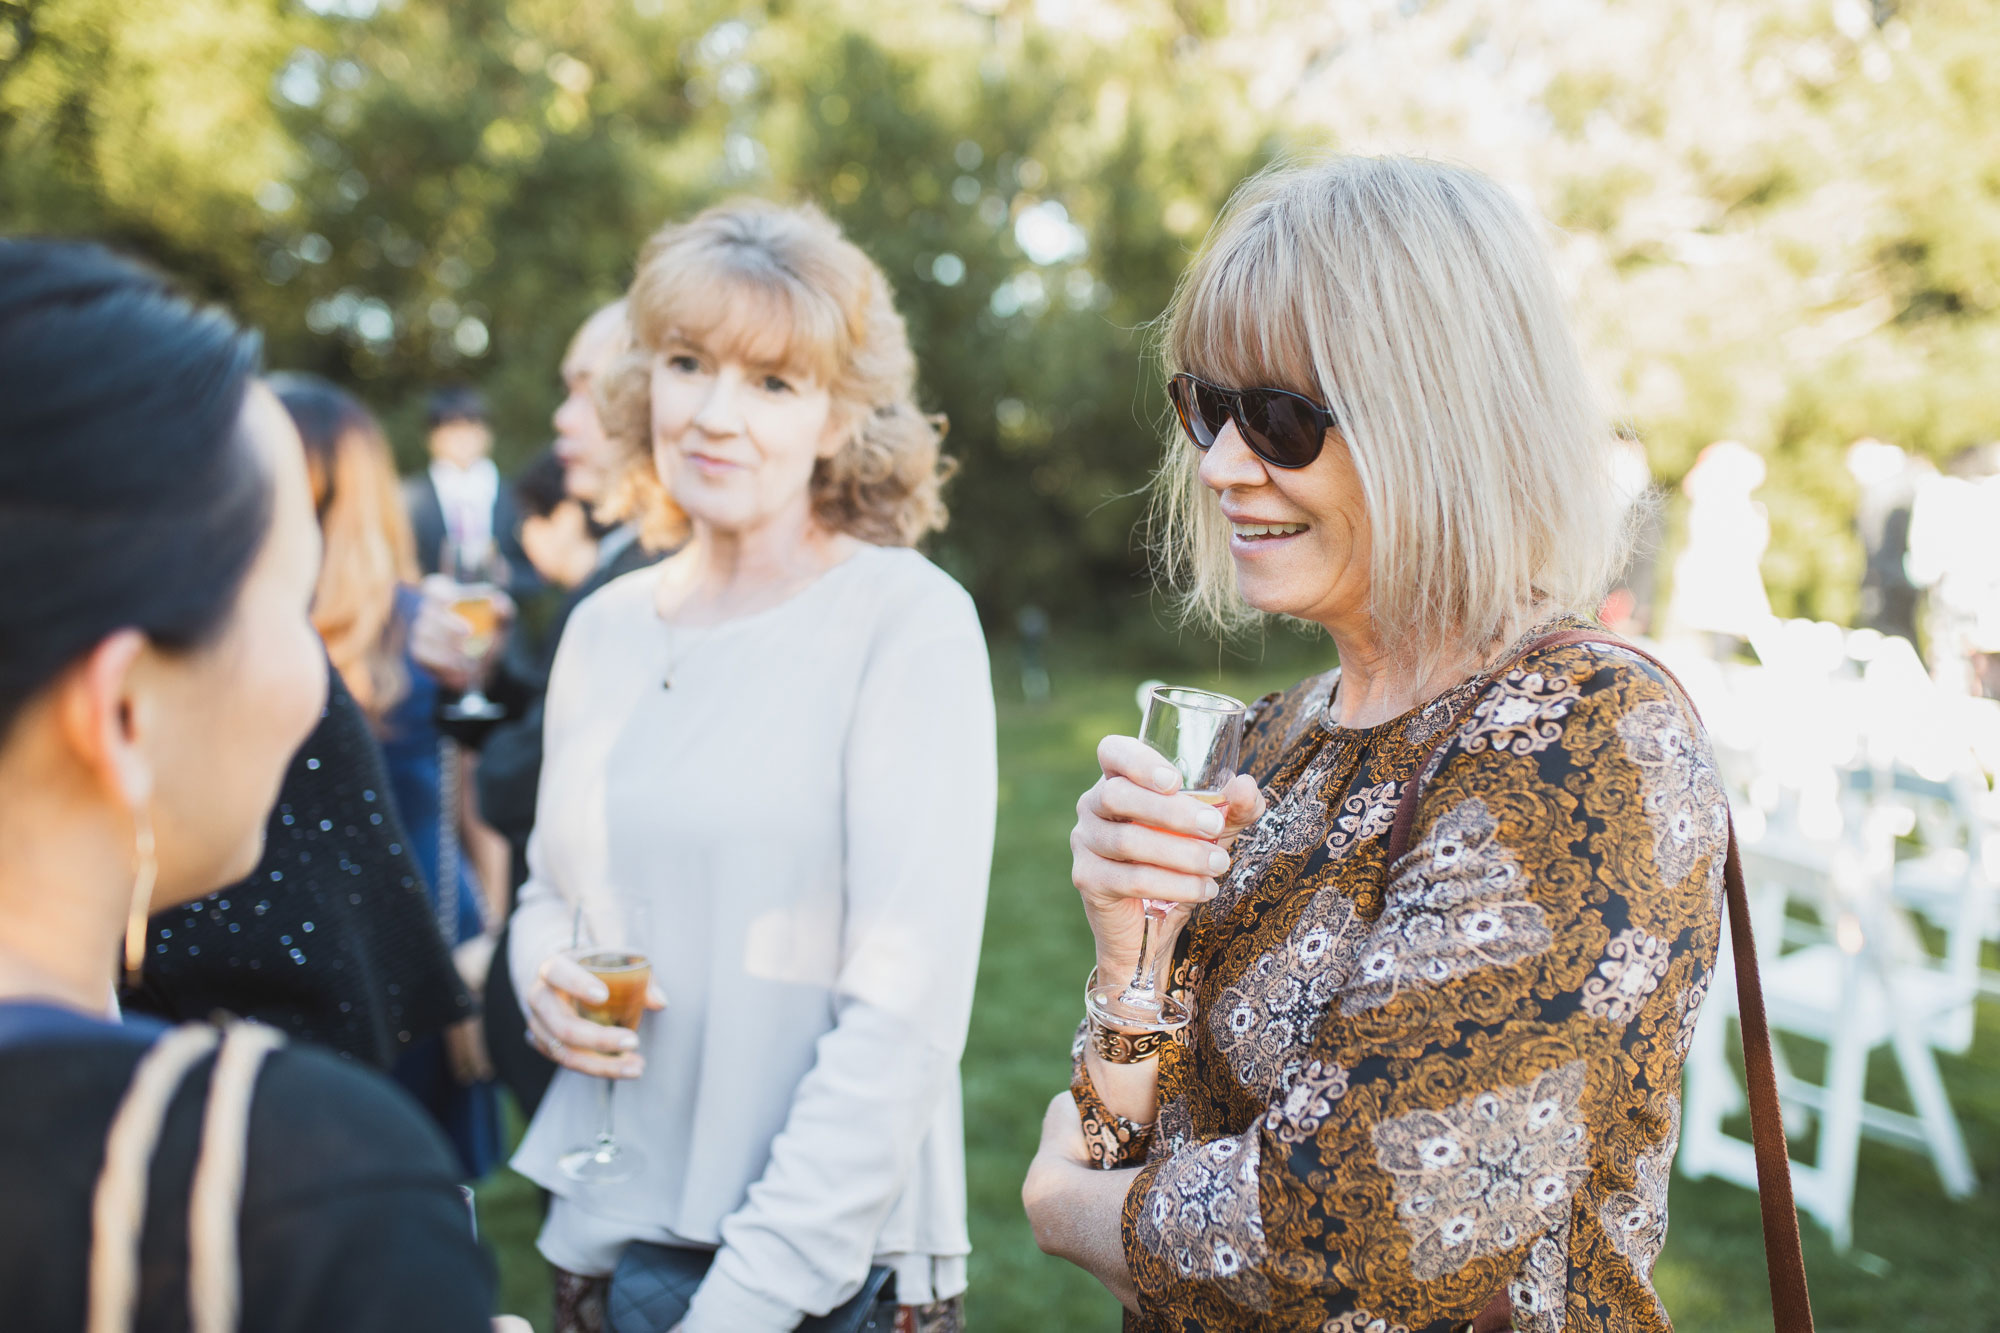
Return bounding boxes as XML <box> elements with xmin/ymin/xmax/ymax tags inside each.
<box><xmin>51</xmin><ymin>630</ymin><xmax>155</xmax><ymax>814</ymax></box>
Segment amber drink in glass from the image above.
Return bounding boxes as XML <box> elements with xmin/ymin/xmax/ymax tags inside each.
<box><xmin>559</xmin><ymin>900</ymin><xmax>653</xmax><ymax>1185</ymax></box>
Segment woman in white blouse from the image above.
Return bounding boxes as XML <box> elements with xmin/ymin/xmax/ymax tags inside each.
<box><xmin>508</xmin><ymin>200</ymin><xmax>996</xmax><ymax>1333</ymax></box>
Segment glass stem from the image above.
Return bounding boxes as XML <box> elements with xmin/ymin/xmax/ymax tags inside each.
<box><xmin>596</xmin><ymin>1076</ymin><xmax>616</xmax><ymax>1149</ymax></box>
<box><xmin>1121</xmin><ymin>907</ymin><xmax>1163</xmax><ymax>1003</ymax></box>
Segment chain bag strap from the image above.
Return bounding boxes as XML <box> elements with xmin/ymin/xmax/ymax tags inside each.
<box><xmin>1382</xmin><ymin>629</ymin><xmax>1814</xmax><ymax>1333</ymax></box>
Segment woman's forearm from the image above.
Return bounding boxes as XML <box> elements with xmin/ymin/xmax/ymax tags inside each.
<box><xmin>1024</xmin><ymin>1155</ymin><xmax>1142</xmax><ymax>1310</ymax></box>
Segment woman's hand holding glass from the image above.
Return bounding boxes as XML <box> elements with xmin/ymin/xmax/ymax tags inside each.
<box><xmin>525</xmin><ymin>949</ymin><xmax>666</xmax><ymax>1081</ymax></box>
<box><xmin>1070</xmin><ymin>735</ymin><xmax>1264</xmax><ymax>1012</ymax></box>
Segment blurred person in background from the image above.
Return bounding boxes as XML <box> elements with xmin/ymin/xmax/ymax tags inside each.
<box><xmin>1847</xmin><ymin>437</ymin><xmax>1929</xmax><ymax>649</ymax></box>
<box><xmin>274</xmin><ymin>373</ymin><xmax>506</xmax><ymax>1182</ymax></box>
<box><xmin>1663</xmin><ymin>439</ymin><xmax>1773</xmax><ymax>658</ymax></box>
<box><xmin>477</xmin><ymin>299</ymin><xmax>665</xmax><ymax>1122</ymax></box>
<box><xmin>0</xmin><ymin>239</ymin><xmax>499</xmax><ymax>1331</ymax></box>
<box><xmin>1907</xmin><ymin>442</ymin><xmax>2000</xmax><ymax>696</ymax></box>
<box><xmin>514</xmin><ymin>448</ymin><xmax>604</xmax><ymax>594</ymax></box>
<box><xmin>1023</xmin><ymin>158</ymin><xmax>1725</xmax><ymax>1333</ymax></box>
<box><xmin>404</xmin><ymin>383</ymin><xmax>533</xmax><ymax>588</ymax></box>
<box><xmin>510</xmin><ymin>201</ymin><xmax>993</xmax><ymax>1333</ymax></box>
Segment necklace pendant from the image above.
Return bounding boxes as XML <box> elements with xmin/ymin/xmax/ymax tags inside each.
<box><xmin>661</xmin><ymin>674</ymin><xmax>672</xmax><ymax>690</ymax></box>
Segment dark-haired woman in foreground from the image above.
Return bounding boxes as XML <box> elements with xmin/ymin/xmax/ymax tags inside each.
<box><xmin>0</xmin><ymin>240</ymin><xmax>499</xmax><ymax>1331</ymax></box>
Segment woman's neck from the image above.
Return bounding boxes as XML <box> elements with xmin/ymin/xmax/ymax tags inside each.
<box><xmin>0</xmin><ymin>873</ymin><xmax>125</xmax><ymax>1016</ymax></box>
<box><xmin>1324</xmin><ymin>624</ymin><xmax>1494</xmax><ymax>730</ymax></box>
<box><xmin>658</xmin><ymin>509</ymin><xmax>856</xmax><ymax>625</ymax></box>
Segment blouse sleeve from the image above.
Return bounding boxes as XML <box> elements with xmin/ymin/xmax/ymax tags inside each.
<box><xmin>1119</xmin><ymin>646</ymin><xmax>1727</xmax><ymax>1327</ymax></box>
<box><xmin>505</xmin><ymin>593</ymin><xmax>598</xmax><ymax>1013</ymax></box>
<box><xmin>685</xmin><ymin>574</ymin><xmax>998</xmax><ymax>1332</ymax></box>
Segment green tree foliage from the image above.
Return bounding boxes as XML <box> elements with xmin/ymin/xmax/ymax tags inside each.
<box><xmin>1</xmin><ymin>0</ymin><xmax>1269</xmax><ymax>633</ymax></box>
<box><xmin>7</xmin><ymin>0</ymin><xmax>2000</xmax><ymax>635</ymax></box>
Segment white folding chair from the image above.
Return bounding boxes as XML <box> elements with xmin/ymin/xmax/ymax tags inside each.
<box><xmin>1679</xmin><ymin>802</ymin><xmax>1980</xmax><ymax>1252</ymax></box>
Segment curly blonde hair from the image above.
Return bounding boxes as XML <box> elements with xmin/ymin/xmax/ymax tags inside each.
<box><xmin>600</xmin><ymin>199</ymin><xmax>951</xmax><ymax>550</ymax></box>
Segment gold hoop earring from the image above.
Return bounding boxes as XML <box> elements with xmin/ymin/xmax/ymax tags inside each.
<box><xmin>122</xmin><ymin>812</ymin><xmax>157</xmax><ymax>991</ymax></box>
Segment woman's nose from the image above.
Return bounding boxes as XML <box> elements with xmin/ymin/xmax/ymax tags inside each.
<box><xmin>693</xmin><ymin>374</ymin><xmax>746</xmax><ymax>435</ymax></box>
<box><xmin>1198</xmin><ymin>418</ymin><xmax>1269</xmax><ymax>492</ymax></box>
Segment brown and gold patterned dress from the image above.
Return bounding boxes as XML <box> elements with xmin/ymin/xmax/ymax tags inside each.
<box><xmin>1073</xmin><ymin>620</ymin><xmax>1726</xmax><ymax>1332</ymax></box>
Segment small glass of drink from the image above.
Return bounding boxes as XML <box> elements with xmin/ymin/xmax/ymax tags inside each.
<box><xmin>1086</xmin><ymin>685</ymin><xmax>1246</xmax><ymax>1034</ymax></box>
<box><xmin>438</xmin><ymin>536</ymin><xmax>509</xmax><ymax>723</ymax></box>
<box><xmin>558</xmin><ymin>899</ymin><xmax>654</xmax><ymax>1185</ymax></box>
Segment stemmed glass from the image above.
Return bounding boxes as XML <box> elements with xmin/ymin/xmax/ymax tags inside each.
<box><xmin>1087</xmin><ymin>685</ymin><xmax>1246</xmax><ymax>1033</ymax></box>
<box><xmin>559</xmin><ymin>896</ymin><xmax>654</xmax><ymax>1185</ymax></box>
<box><xmin>437</xmin><ymin>537</ymin><xmax>509</xmax><ymax>723</ymax></box>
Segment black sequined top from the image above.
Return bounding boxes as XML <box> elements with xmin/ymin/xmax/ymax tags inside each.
<box><xmin>122</xmin><ymin>666</ymin><xmax>471</xmax><ymax>1066</ymax></box>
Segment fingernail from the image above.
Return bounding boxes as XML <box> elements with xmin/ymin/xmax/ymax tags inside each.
<box><xmin>1203</xmin><ymin>879</ymin><xmax>1220</xmax><ymax>900</ymax></box>
<box><xmin>1207</xmin><ymin>848</ymin><xmax>1230</xmax><ymax>873</ymax></box>
<box><xmin>1153</xmin><ymin>766</ymin><xmax>1180</xmax><ymax>791</ymax></box>
<box><xmin>1198</xmin><ymin>808</ymin><xmax>1225</xmax><ymax>835</ymax></box>
<box><xmin>617</xmin><ymin>1031</ymin><xmax>638</xmax><ymax>1050</ymax></box>
<box><xmin>588</xmin><ymin>985</ymin><xmax>608</xmax><ymax>1002</ymax></box>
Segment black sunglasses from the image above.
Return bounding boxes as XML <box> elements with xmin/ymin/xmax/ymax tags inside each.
<box><xmin>1166</xmin><ymin>372</ymin><xmax>1338</xmax><ymax>470</ymax></box>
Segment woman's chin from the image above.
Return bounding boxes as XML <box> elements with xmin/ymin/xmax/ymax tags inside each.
<box><xmin>155</xmin><ymin>831</ymin><xmax>268</xmax><ymax>914</ymax></box>
<box><xmin>1232</xmin><ymin>576</ymin><xmax>1307</xmax><ymax>621</ymax></box>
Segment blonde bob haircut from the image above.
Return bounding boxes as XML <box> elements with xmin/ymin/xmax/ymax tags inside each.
<box><xmin>1153</xmin><ymin>155</ymin><xmax>1627</xmax><ymax>668</ymax></box>
<box><xmin>602</xmin><ymin>199</ymin><xmax>951</xmax><ymax>550</ymax></box>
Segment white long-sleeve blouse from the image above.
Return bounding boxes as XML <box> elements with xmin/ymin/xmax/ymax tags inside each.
<box><xmin>507</xmin><ymin>544</ymin><xmax>996</xmax><ymax>1331</ymax></box>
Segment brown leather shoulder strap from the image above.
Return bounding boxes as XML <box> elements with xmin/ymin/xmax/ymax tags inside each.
<box><xmin>1387</xmin><ymin>628</ymin><xmax>1814</xmax><ymax>1332</ymax></box>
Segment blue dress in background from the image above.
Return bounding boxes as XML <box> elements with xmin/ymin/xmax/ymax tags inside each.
<box><xmin>378</xmin><ymin>587</ymin><xmax>504</xmax><ymax>1181</ymax></box>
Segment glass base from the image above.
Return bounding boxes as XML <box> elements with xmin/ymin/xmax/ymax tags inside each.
<box><xmin>1086</xmin><ymin>979</ymin><xmax>1193</xmax><ymax>1033</ymax></box>
<box><xmin>441</xmin><ymin>692</ymin><xmax>508</xmax><ymax>722</ymax></box>
<box><xmin>558</xmin><ymin>1138</ymin><xmax>644</xmax><ymax>1185</ymax></box>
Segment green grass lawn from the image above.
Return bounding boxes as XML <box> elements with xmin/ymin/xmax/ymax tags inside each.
<box><xmin>475</xmin><ymin>654</ymin><xmax>2000</xmax><ymax>1331</ymax></box>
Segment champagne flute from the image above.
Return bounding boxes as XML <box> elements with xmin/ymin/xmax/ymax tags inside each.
<box><xmin>558</xmin><ymin>897</ymin><xmax>653</xmax><ymax>1185</ymax></box>
<box><xmin>1087</xmin><ymin>685</ymin><xmax>1246</xmax><ymax>1033</ymax></box>
<box><xmin>438</xmin><ymin>536</ymin><xmax>509</xmax><ymax>723</ymax></box>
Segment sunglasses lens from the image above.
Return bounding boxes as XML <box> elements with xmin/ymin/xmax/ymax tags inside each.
<box><xmin>1237</xmin><ymin>389</ymin><xmax>1326</xmax><ymax>468</ymax></box>
<box><xmin>1169</xmin><ymin>376</ymin><xmax>1226</xmax><ymax>450</ymax></box>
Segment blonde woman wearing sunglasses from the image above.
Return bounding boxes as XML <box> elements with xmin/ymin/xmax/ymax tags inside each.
<box><xmin>1024</xmin><ymin>157</ymin><xmax>1727</xmax><ymax>1333</ymax></box>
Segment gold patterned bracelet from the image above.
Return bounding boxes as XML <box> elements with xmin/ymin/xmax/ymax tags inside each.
<box><xmin>1090</xmin><ymin>1024</ymin><xmax>1169</xmax><ymax>1063</ymax></box>
<box><xmin>1083</xmin><ymin>966</ymin><xmax>1170</xmax><ymax>1064</ymax></box>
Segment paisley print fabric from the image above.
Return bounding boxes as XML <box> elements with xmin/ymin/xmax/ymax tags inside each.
<box><xmin>1461</xmin><ymin>667</ymin><xmax>1583</xmax><ymax>757</ymax></box>
<box><xmin>1582</xmin><ymin>928</ymin><xmax>1674</xmax><ymax>1025</ymax></box>
<box><xmin>1370</xmin><ymin>1061</ymin><xmax>1591</xmax><ymax>1281</ymax></box>
<box><xmin>1341</xmin><ymin>797</ymin><xmax>1554</xmax><ymax>1017</ymax></box>
<box><xmin>1212</xmin><ymin>888</ymin><xmax>1368</xmax><ymax>1093</ymax></box>
<box><xmin>1134</xmin><ymin>1128</ymin><xmax>1271</xmax><ymax>1303</ymax></box>
<box><xmin>1077</xmin><ymin>619</ymin><xmax>1726</xmax><ymax>1332</ymax></box>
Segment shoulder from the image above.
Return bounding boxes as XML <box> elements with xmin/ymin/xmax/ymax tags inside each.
<box><xmin>559</xmin><ymin>561</ymin><xmax>663</xmax><ymax>648</ymax></box>
<box><xmin>844</xmin><ymin>545</ymin><xmax>984</xmax><ymax>642</ymax></box>
<box><xmin>239</xmin><ymin>1044</ymin><xmax>496</xmax><ymax>1331</ymax></box>
<box><xmin>1459</xmin><ymin>634</ymin><xmax>1702</xmax><ymax>760</ymax></box>
<box><xmin>1430</xmin><ymin>631</ymin><xmax>1726</xmax><ymax>855</ymax></box>
<box><xmin>245</xmin><ymin>1042</ymin><xmax>463</xmax><ymax>1202</ymax></box>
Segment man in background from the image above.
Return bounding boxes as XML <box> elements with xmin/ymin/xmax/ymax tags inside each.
<box><xmin>403</xmin><ymin>384</ymin><xmax>533</xmax><ymax>585</ymax></box>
